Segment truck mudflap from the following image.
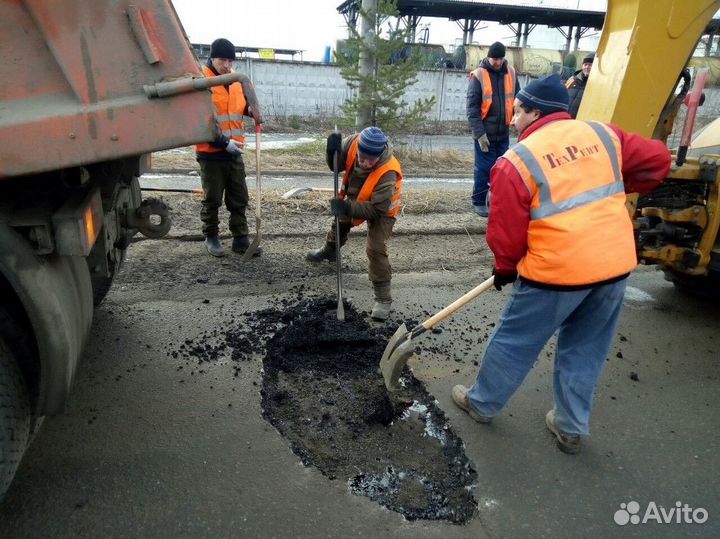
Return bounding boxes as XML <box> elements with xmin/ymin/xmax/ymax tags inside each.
<box><xmin>0</xmin><ymin>225</ymin><xmax>93</xmax><ymax>416</ymax></box>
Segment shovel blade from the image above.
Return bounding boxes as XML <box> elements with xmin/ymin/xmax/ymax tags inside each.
<box><xmin>241</xmin><ymin>218</ymin><xmax>262</xmax><ymax>261</ymax></box>
<box><xmin>380</xmin><ymin>323</ymin><xmax>416</xmax><ymax>391</ymax></box>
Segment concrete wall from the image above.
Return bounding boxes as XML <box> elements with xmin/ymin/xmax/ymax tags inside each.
<box><xmin>231</xmin><ymin>58</ymin><xmax>470</xmax><ymax>122</ymax></box>
<box><xmin>225</xmin><ymin>58</ymin><xmax>718</xmax><ymax>129</ymax></box>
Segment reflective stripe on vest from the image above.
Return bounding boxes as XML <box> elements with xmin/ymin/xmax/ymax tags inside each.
<box><xmin>341</xmin><ymin>137</ymin><xmax>403</xmax><ymax>227</ymax></box>
<box><xmin>502</xmin><ymin>120</ymin><xmax>637</xmax><ymax>285</ymax></box>
<box><xmin>196</xmin><ymin>65</ymin><xmax>246</xmax><ymax>154</ymax></box>
<box><xmin>470</xmin><ymin>65</ymin><xmax>516</xmax><ymax>126</ymax></box>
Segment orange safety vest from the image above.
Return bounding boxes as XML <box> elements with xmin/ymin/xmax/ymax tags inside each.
<box><xmin>501</xmin><ymin>120</ymin><xmax>637</xmax><ymax>285</ymax></box>
<box><xmin>470</xmin><ymin>64</ymin><xmax>516</xmax><ymax>126</ymax></box>
<box><xmin>196</xmin><ymin>65</ymin><xmax>247</xmax><ymax>154</ymax></box>
<box><xmin>339</xmin><ymin>137</ymin><xmax>403</xmax><ymax>227</ymax></box>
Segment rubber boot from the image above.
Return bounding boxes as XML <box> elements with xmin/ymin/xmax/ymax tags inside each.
<box><xmin>205</xmin><ymin>235</ymin><xmax>224</xmax><ymax>257</ymax></box>
<box><xmin>306</xmin><ymin>242</ymin><xmax>335</xmax><ymax>263</ymax></box>
<box><xmin>371</xmin><ymin>281</ymin><xmax>392</xmax><ymax>321</ymax></box>
<box><xmin>232</xmin><ymin>235</ymin><xmax>262</xmax><ymax>257</ymax></box>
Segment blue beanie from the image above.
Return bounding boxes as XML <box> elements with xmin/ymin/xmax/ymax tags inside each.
<box><xmin>516</xmin><ymin>74</ymin><xmax>569</xmax><ymax>115</ymax></box>
<box><xmin>358</xmin><ymin>127</ymin><xmax>388</xmax><ymax>157</ymax></box>
<box><xmin>210</xmin><ymin>38</ymin><xmax>236</xmax><ymax>59</ymax></box>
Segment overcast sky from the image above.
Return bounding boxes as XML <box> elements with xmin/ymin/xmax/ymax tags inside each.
<box><xmin>172</xmin><ymin>0</ymin><xmax>608</xmax><ymax>62</ymax></box>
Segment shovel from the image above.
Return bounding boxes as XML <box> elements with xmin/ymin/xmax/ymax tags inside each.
<box><xmin>241</xmin><ymin>122</ymin><xmax>262</xmax><ymax>261</ymax></box>
<box><xmin>380</xmin><ymin>275</ymin><xmax>495</xmax><ymax>391</ymax></box>
<box><xmin>329</xmin><ymin>130</ymin><xmax>345</xmax><ymax>321</ymax></box>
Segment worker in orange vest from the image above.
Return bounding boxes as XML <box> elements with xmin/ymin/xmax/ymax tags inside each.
<box><xmin>451</xmin><ymin>74</ymin><xmax>671</xmax><ymax>454</ymax></box>
<box><xmin>196</xmin><ymin>38</ymin><xmax>262</xmax><ymax>258</ymax></box>
<box><xmin>467</xmin><ymin>41</ymin><xmax>519</xmax><ymax>217</ymax></box>
<box><xmin>306</xmin><ymin>127</ymin><xmax>402</xmax><ymax>321</ymax></box>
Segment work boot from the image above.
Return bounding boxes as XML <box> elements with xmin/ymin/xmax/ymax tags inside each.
<box><xmin>306</xmin><ymin>242</ymin><xmax>335</xmax><ymax>263</ymax></box>
<box><xmin>371</xmin><ymin>301</ymin><xmax>392</xmax><ymax>321</ymax></box>
<box><xmin>371</xmin><ymin>281</ymin><xmax>392</xmax><ymax>320</ymax></box>
<box><xmin>545</xmin><ymin>409</ymin><xmax>581</xmax><ymax>454</ymax></box>
<box><xmin>232</xmin><ymin>235</ymin><xmax>262</xmax><ymax>257</ymax></box>
<box><xmin>472</xmin><ymin>204</ymin><xmax>489</xmax><ymax>217</ymax></box>
<box><xmin>451</xmin><ymin>385</ymin><xmax>492</xmax><ymax>423</ymax></box>
<box><xmin>205</xmin><ymin>235</ymin><xmax>224</xmax><ymax>257</ymax></box>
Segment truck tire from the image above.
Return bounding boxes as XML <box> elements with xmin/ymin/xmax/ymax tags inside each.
<box><xmin>0</xmin><ymin>319</ymin><xmax>31</xmax><ymax>501</ymax></box>
<box><xmin>666</xmin><ymin>269</ymin><xmax>720</xmax><ymax>299</ymax></box>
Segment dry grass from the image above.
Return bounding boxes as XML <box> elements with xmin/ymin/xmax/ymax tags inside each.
<box><xmin>151</xmin><ymin>141</ymin><xmax>473</xmax><ymax>175</ymax></box>
<box><xmin>233</xmin><ymin>189</ymin><xmax>469</xmax><ymax>215</ymax></box>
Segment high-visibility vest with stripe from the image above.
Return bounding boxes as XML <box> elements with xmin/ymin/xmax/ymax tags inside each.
<box><xmin>470</xmin><ymin>64</ymin><xmax>516</xmax><ymax>126</ymax></box>
<box><xmin>339</xmin><ymin>137</ymin><xmax>403</xmax><ymax>227</ymax></box>
<box><xmin>501</xmin><ymin>120</ymin><xmax>637</xmax><ymax>285</ymax></box>
<box><xmin>196</xmin><ymin>65</ymin><xmax>246</xmax><ymax>154</ymax></box>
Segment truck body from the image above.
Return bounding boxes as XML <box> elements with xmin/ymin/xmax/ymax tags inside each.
<box><xmin>0</xmin><ymin>0</ymin><xmax>219</xmax><ymax>497</ymax></box>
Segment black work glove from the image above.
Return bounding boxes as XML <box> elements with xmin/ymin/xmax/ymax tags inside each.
<box><xmin>330</xmin><ymin>198</ymin><xmax>351</xmax><ymax>217</ymax></box>
<box><xmin>492</xmin><ymin>268</ymin><xmax>517</xmax><ymax>291</ymax></box>
<box><xmin>326</xmin><ymin>131</ymin><xmax>342</xmax><ymax>167</ymax></box>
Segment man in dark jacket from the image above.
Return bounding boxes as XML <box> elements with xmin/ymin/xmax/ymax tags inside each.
<box><xmin>466</xmin><ymin>41</ymin><xmax>519</xmax><ymax>217</ymax></box>
<box><xmin>566</xmin><ymin>52</ymin><xmax>594</xmax><ymax>118</ymax></box>
<box><xmin>196</xmin><ymin>38</ymin><xmax>262</xmax><ymax>258</ymax></box>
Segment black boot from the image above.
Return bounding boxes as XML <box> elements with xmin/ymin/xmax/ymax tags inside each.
<box><xmin>205</xmin><ymin>235</ymin><xmax>224</xmax><ymax>257</ymax></box>
<box><xmin>232</xmin><ymin>235</ymin><xmax>262</xmax><ymax>256</ymax></box>
<box><xmin>306</xmin><ymin>242</ymin><xmax>335</xmax><ymax>263</ymax></box>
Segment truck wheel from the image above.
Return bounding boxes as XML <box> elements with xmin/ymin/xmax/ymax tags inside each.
<box><xmin>0</xmin><ymin>329</ymin><xmax>31</xmax><ymax>501</ymax></box>
<box><xmin>665</xmin><ymin>269</ymin><xmax>720</xmax><ymax>298</ymax></box>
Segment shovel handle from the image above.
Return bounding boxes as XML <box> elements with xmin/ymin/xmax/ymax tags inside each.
<box><xmin>255</xmin><ymin>122</ymin><xmax>262</xmax><ymax>211</ymax></box>
<box><xmin>417</xmin><ymin>275</ymin><xmax>495</xmax><ymax>333</ymax></box>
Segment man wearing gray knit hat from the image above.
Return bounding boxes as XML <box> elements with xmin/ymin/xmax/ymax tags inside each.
<box><xmin>306</xmin><ymin>126</ymin><xmax>403</xmax><ymax>321</ymax></box>
<box><xmin>450</xmin><ymin>73</ymin><xmax>671</xmax><ymax>455</ymax></box>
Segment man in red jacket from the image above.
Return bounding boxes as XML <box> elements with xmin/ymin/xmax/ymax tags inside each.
<box><xmin>451</xmin><ymin>74</ymin><xmax>671</xmax><ymax>454</ymax></box>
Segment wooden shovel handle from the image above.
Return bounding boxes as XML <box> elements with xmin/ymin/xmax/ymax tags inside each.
<box><xmin>421</xmin><ymin>275</ymin><xmax>495</xmax><ymax>330</ymax></box>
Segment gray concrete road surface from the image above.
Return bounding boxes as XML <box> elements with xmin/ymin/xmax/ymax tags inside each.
<box><xmin>0</xmin><ymin>190</ymin><xmax>718</xmax><ymax>539</ymax></box>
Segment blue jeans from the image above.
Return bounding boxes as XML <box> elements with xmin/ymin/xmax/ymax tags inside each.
<box><xmin>472</xmin><ymin>137</ymin><xmax>509</xmax><ymax>207</ymax></box>
<box><xmin>468</xmin><ymin>278</ymin><xmax>627</xmax><ymax>435</ymax></box>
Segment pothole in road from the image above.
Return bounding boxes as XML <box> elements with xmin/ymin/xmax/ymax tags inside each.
<box><xmin>258</xmin><ymin>297</ymin><xmax>477</xmax><ymax>524</ymax></box>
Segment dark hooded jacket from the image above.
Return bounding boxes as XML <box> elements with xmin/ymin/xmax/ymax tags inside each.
<box><xmin>566</xmin><ymin>69</ymin><xmax>589</xmax><ymax>119</ymax></box>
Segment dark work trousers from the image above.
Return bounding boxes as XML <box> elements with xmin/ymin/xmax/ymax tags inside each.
<box><xmin>198</xmin><ymin>158</ymin><xmax>249</xmax><ymax>237</ymax></box>
<box><xmin>325</xmin><ymin>216</ymin><xmax>396</xmax><ymax>287</ymax></box>
<box><xmin>472</xmin><ymin>137</ymin><xmax>509</xmax><ymax>207</ymax></box>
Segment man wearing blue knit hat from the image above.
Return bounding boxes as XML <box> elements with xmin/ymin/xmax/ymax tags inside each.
<box><xmin>306</xmin><ymin>127</ymin><xmax>403</xmax><ymax>321</ymax></box>
<box><xmin>451</xmin><ymin>74</ymin><xmax>671</xmax><ymax>454</ymax></box>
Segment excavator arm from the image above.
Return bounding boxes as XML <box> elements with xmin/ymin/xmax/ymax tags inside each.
<box><xmin>580</xmin><ymin>0</ymin><xmax>720</xmax><ymax>293</ymax></box>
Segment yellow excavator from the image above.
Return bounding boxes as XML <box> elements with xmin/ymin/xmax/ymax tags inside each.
<box><xmin>579</xmin><ymin>0</ymin><xmax>720</xmax><ymax>294</ymax></box>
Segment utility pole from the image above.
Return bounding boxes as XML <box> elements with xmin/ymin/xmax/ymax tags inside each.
<box><xmin>356</xmin><ymin>0</ymin><xmax>376</xmax><ymax>129</ymax></box>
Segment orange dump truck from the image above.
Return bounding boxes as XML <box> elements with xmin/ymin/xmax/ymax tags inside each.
<box><xmin>0</xmin><ymin>0</ymin><xmax>233</xmax><ymax>498</ymax></box>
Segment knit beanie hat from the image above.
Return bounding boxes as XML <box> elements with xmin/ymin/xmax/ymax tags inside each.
<box><xmin>487</xmin><ymin>41</ymin><xmax>506</xmax><ymax>59</ymax></box>
<box><xmin>583</xmin><ymin>52</ymin><xmax>595</xmax><ymax>64</ymax></box>
<box><xmin>210</xmin><ymin>38</ymin><xmax>236</xmax><ymax>59</ymax></box>
<box><xmin>516</xmin><ymin>74</ymin><xmax>569</xmax><ymax>115</ymax></box>
<box><xmin>358</xmin><ymin>127</ymin><xmax>388</xmax><ymax>157</ymax></box>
